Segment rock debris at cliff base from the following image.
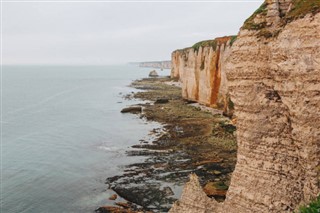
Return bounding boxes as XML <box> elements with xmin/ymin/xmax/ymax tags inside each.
<box><xmin>97</xmin><ymin>77</ymin><xmax>237</xmax><ymax>213</ymax></box>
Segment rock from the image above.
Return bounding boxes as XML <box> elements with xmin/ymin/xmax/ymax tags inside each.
<box><xmin>212</xmin><ymin>170</ymin><xmax>222</xmax><ymax>175</ymax></box>
<box><xmin>109</xmin><ymin>194</ymin><xmax>117</xmax><ymax>200</ymax></box>
<box><xmin>149</xmin><ymin>70</ymin><xmax>159</xmax><ymax>77</ymax></box>
<box><xmin>112</xmin><ymin>184</ymin><xmax>176</xmax><ymax>211</ymax></box>
<box><xmin>121</xmin><ymin>106</ymin><xmax>142</xmax><ymax>114</ymax></box>
<box><xmin>162</xmin><ymin>186</ymin><xmax>174</xmax><ymax>196</ymax></box>
<box><xmin>169</xmin><ymin>174</ymin><xmax>220</xmax><ymax>213</ymax></box>
<box><xmin>95</xmin><ymin>206</ymin><xmax>135</xmax><ymax>213</ymax></box>
<box><xmin>115</xmin><ymin>202</ymin><xmax>130</xmax><ymax>209</ymax></box>
<box><xmin>154</xmin><ymin>98</ymin><xmax>169</xmax><ymax>104</ymax></box>
<box><xmin>203</xmin><ymin>181</ymin><xmax>228</xmax><ymax>197</ymax></box>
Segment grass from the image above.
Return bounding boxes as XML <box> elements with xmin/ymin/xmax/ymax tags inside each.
<box><xmin>242</xmin><ymin>0</ymin><xmax>320</xmax><ymax>38</ymax></box>
<box><xmin>228</xmin><ymin>99</ymin><xmax>234</xmax><ymax>111</ymax></box>
<box><xmin>229</xmin><ymin>35</ymin><xmax>237</xmax><ymax>46</ymax></box>
<box><xmin>286</xmin><ymin>0</ymin><xmax>320</xmax><ymax>21</ymax></box>
<box><xmin>192</xmin><ymin>40</ymin><xmax>218</xmax><ymax>52</ymax></box>
<box><xmin>242</xmin><ymin>2</ymin><xmax>268</xmax><ymax>30</ymax></box>
<box><xmin>175</xmin><ymin>36</ymin><xmax>234</xmax><ymax>54</ymax></box>
<box><xmin>297</xmin><ymin>195</ymin><xmax>320</xmax><ymax>213</ymax></box>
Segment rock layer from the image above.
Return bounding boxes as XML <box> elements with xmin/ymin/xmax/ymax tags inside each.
<box><xmin>171</xmin><ymin>36</ymin><xmax>234</xmax><ymax>115</ymax></box>
<box><xmin>170</xmin><ymin>0</ymin><xmax>320</xmax><ymax>212</ymax></box>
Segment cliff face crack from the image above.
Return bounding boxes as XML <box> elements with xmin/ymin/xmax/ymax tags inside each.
<box><xmin>210</xmin><ymin>46</ymin><xmax>221</xmax><ymax>106</ymax></box>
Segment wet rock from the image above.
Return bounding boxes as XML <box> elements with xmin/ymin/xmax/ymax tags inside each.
<box><xmin>212</xmin><ymin>170</ymin><xmax>222</xmax><ymax>175</ymax></box>
<box><xmin>149</xmin><ymin>70</ymin><xmax>159</xmax><ymax>77</ymax></box>
<box><xmin>104</xmin><ymin>77</ymin><xmax>237</xmax><ymax>212</ymax></box>
<box><xmin>112</xmin><ymin>184</ymin><xmax>176</xmax><ymax>212</ymax></box>
<box><xmin>154</xmin><ymin>98</ymin><xmax>169</xmax><ymax>104</ymax></box>
<box><xmin>121</xmin><ymin>106</ymin><xmax>142</xmax><ymax>114</ymax></box>
<box><xmin>115</xmin><ymin>202</ymin><xmax>130</xmax><ymax>209</ymax></box>
<box><xmin>109</xmin><ymin>194</ymin><xmax>117</xmax><ymax>200</ymax></box>
<box><xmin>162</xmin><ymin>186</ymin><xmax>174</xmax><ymax>196</ymax></box>
<box><xmin>95</xmin><ymin>206</ymin><xmax>134</xmax><ymax>213</ymax></box>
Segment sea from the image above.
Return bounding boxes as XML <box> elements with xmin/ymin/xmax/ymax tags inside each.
<box><xmin>1</xmin><ymin>65</ymin><xmax>170</xmax><ymax>213</ymax></box>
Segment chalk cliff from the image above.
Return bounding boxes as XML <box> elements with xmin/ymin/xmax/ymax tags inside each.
<box><xmin>139</xmin><ymin>60</ymin><xmax>171</xmax><ymax>69</ymax></box>
<box><xmin>171</xmin><ymin>36</ymin><xmax>236</xmax><ymax>115</ymax></box>
<box><xmin>170</xmin><ymin>0</ymin><xmax>320</xmax><ymax>212</ymax></box>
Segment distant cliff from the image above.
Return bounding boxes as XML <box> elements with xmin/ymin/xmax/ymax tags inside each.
<box><xmin>139</xmin><ymin>61</ymin><xmax>171</xmax><ymax>69</ymax></box>
<box><xmin>171</xmin><ymin>36</ymin><xmax>236</xmax><ymax>115</ymax></box>
<box><xmin>170</xmin><ymin>0</ymin><xmax>320</xmax><ymax>212</ymax></box>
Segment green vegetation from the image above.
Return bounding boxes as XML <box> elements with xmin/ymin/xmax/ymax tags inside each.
<box><xmin>213</xmin><ymin>182</ymin><xmax>229</xmax><ymax>190</ymax></box>
<box><xmin>192</xmin><ymin>39</ymin><xmax>217</xmax><ymax>52</ymax></box>
<box><xmin>286</xmin><ymin>0</ymin><xmax>320</xmax><ymax>21</ymax></box>
<box><xmin>228</xmin><ymin>99</ymin><xmax>234</xmax><ymax>110</ymax></box>
<box><xmin>242</xmin><ymin>0</ymin><xmax>320</xmax><ymax>38</ymax></box>
<box><xmin>229</xmin><ymin>35</ymin><xmax>237</xmax><ymax>46</ymax></box>
<box><xmin>297</xmin><ymin>195</ymin><xmax>320</xmax><ymax>213</ymax></box>
<box><xmin>219</xmin><ymin>122</ymin><xmax>236</xmax><ymax>134</ymax></box>
<box><xmin>242</xmin><ymin>2</ymin><xmax>268</xmax><ymax>30</ymax></box>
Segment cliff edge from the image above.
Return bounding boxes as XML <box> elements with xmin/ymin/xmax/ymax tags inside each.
<box><xmin>170</xmin><ymin>0</ymin><xmax>320</xmax><ymax>212</ymax></box>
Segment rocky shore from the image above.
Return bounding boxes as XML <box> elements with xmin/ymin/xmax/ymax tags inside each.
<box><xmin>96</xmin><ymin>77</ymin><xmax>237</xmax><ymax>213</ymax></box>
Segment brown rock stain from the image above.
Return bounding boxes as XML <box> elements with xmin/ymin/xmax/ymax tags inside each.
<box><xmin>171</xmin><ymin>36</ymin><xmax>233</xmax><ymax>115</ymax></box>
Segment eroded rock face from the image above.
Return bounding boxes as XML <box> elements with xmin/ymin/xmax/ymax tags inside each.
<box><xmin>169</xmin><ymin>174</ymin><xmax>222</xmax><ymax>213</ymax></box>
<box><xmin>171</xmin><ymin>37</ymin><xmax>234</xmax><ymax>114</ymax></box>
<box><xmin>224</xmin><ymin>12</ymin><xmax>320</xmax><ymax>212</ymax></box>
<box><xmin>170</xmin><ymin>1</ymin><xmax>320</xmax><ymax>212</ymax></box>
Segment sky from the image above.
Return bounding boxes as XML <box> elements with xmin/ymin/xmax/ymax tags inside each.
<box><xmin>2</xmin><ymin>0</ymin><xmax>264</xmax><ymax>65</ymax></box>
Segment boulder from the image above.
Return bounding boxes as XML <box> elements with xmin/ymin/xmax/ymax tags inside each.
<box><xmin>155</xmin><ymin>98</ymin><xmax>169</xmax><ymax>104</ymax></box>
<box><xmin>121</xmin><ymin>106</ymin><xmax>142</xmax><ymax>114</ymax></box>
<box><xmin>149</xmin><ymin>70</ymin><xmax>158</xmax><ymax>77</ymax></box>
<box><xmin>108</xmin><ymin>194</ymin><xmax>117</xmax><ymax>200</ymax></box>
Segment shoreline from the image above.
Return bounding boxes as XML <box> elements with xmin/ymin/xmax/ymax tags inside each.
<box><xmin>96</xmin><ymin>76</ymin><xmax>237</xmax><ymax>213</ymax></box>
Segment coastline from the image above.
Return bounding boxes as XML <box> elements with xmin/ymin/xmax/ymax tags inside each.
<box><xmin>97</xmin><ymin>76</ymin><xmax>237</xmax><ymax>213</ymax></box>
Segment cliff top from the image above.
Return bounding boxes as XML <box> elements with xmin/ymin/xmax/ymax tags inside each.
<box><xmin>242</xmin><ymin>0</ymin><xmax>320</xmax><ymax>37</ymax></box>
<box><xmin>173</xmin><ymin>35</ymin><xmax>236</xmax><ymax>53</ymax></box>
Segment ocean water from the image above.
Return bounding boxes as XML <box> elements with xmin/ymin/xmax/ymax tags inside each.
<box><xmin>1</xmin><ymin>65</ymin><xmax>170</xmax><ymax>213</ymax></box>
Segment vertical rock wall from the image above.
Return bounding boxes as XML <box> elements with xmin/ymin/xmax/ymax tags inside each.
<box><xmin>170</xmin><ymin>0</ymin><xmax>320</xmax><ymax>212</ymax></box>
<box><xmin>224</xmin><ymin>11</ymin><xmax>320</xmax><ymax>213</ymax></box>
<box><xmin>171</xmin><ymin>37</ymin><xmax>233</xmax><ymax>114</ymax></box>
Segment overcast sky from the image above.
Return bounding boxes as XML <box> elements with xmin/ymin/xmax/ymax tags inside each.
<box><xmin>3</xmin><ymin>0</ymin><xmax>263</xmax><ymax>65</ymax></box>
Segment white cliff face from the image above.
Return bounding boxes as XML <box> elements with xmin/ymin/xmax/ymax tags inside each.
<box><xmin>171</xmin><ymin>37</ymin><xmax>234</xmax><ymax>114</ymax></box>
<box><xmin>170</xmin><ymin>1</ymin><xmax>320</xmax><ymax>212</ymax></box>
<box><xmin>139</xmin><ymin>61</ymin><xmax>171</xmax><ymax>69</ymax></box>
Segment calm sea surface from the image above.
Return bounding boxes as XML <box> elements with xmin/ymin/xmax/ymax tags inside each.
<box><xmin>1</xmin><ymin>65</ymin><xmax>170</xmax><ymax>213</ymax></box>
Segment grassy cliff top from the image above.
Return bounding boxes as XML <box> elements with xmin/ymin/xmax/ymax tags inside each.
<box><xmin>174</xmin><ymin>36</ymin><xmax>236</xmax><ymax>53</ymax></box>
<box><xmin>243</xmin><ymin>0</ymin><xmax>320</xmax><ymax>31</ymax></box>
<box><xmin>286</xmin><ymin>0</ymin><xmax>320</xmax><ymax>20</ymax></box>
